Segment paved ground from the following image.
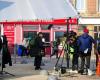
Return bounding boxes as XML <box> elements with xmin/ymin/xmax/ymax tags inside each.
<box><xmin>0</xmin><ymin>56</ymin><xmax>100</xmax><ymax>80</ymax></box>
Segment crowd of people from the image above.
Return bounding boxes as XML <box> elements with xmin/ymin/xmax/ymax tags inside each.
<box><xmin>50</xmin><ymin>28</ymin><xmax>100</xmax><ymax>75</ymax></box>
<box><xmin>17</xmin><ymin>28</ymin><xmax>100</xmax><ymax>75</ymax></box>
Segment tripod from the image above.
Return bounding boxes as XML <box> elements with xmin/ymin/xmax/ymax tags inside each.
<box><xmin>54</xmin><ymin>39</ymin><xmax>70</xmax><ymax>73</ymax></box>
<box><xmin>54</xmin><ymin>18</ymin><xmax>71</xmax><ymax>73</ymax></box>
<box><xmin>54</xmin><ymin>18</ymin><xmax>80</xmax><ymax>75</ymax></box>
<box><xmin>0</xmin><ymin>46</ymin><xmax>15</xmax><ymax>76</ymax></box>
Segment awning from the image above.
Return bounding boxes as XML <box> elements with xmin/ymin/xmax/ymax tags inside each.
<box><xmin>79</xmin><ymin>18</ymin><xmax>100</xmax><ymax>25</ymax></box>
<box><xmin>0</xmin><ymin>0</ymin><xmax>78</xmax><ymax>22</ymax></box>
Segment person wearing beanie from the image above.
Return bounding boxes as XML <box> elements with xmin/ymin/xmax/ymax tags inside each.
<box><xmin>83</xmin><ymin>28</ymin><xmax>89</xmax><ymax>33</ymax></box>
<box><xmin>77</xmin><ymin>28</ymin><xmax>96</xmax><ymax>75</ymax></box>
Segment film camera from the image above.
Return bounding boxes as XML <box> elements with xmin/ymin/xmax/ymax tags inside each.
<box><xmin>64</xmin><ymin>31</ymin><xmax>77</xmax><ymax>43</ymax></box>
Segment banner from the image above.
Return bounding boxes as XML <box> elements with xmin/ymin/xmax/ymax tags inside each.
<box><xmin>3</xmin><ymin>24</ymin><xmax>15</xmax><ymax>54</ymax></box>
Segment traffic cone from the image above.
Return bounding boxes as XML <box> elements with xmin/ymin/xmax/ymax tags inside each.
<box><xmin>96</xmin><ymin>56</ymin><xmax>100</xmax><ymax>76</ymax></box>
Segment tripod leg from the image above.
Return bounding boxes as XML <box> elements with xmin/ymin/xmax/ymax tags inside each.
<box><xmin>4</xmin><ymin>71</ymin><xmax>15</xmax><ymax>76</ymax></box>
<box><xmin>55</xmin><ymin>49</ymin><xmax>63</xmax><ymax>67</ymax></box>
<box><xmin>66</xmin><ymin>51</ymin><xmax>70</xmax><ymax>69</ymax></box>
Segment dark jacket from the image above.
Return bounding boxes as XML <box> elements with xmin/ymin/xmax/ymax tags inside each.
<box><xmin>77</xmin><ymin>33</ymin><xmax>95</xmax><ymax>52</ymax></box>
<box><xmin>2</xmin><ymin>35</ymin><xmax>12</xmax><ymax>68</ymax></box>
<box><xmin>29</xmin><ymin>36</ymin><xmax>44</xmax><ymax>57</ymax></box>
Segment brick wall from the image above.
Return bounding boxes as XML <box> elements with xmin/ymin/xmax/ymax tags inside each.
<box><xmin>87</xmin><ymin>0</ymin><xmax>97</xmax><ymax>14</ymax></box>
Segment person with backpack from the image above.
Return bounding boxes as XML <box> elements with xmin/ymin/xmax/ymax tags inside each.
<box><xmin>77</xmin><ymin>28</ymin><xmax>95</xmax><ymax>75</ymax></box>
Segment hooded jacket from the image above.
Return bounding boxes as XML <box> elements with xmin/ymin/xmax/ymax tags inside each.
<box><xmin>77</xmin><ymin>33</ymin><xmax>95</xmax><ymax>52</ymax></box>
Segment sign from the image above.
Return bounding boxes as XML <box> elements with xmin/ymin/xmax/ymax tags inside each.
<box><xmin>3</xmin><ymin>24</ymin><xmax>15</xmax><ymax>53</ymax></box>
<box><xmin>4</xmin><ymin>24</ymin><xmax>14</xmax><ymax>31</ymax></box>
<box><xmin>0</xmin><ymin>18</ymin><xmax>78</xmax><ymax>25</ymax></box>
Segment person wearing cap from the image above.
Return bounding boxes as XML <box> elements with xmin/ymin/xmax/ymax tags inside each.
<box><xmin>77</xmin><ymin>28</ymin><xmax>95</xmax><ymax>74</ymax></box>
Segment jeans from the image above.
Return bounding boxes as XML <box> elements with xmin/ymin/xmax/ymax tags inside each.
<box><xmin>34</xmin><ymin>55</ymin><xmax>42</xmax><ymax>69</ymax></box>
<box><xmin>79</xmin><ymin>52</ymin><xmax>91</xmax><ymax>72</ymax></box>
<box><xmin>72</xmin><ymin>53</ymin><xmax>79</xmax><ymax>70</ymax></box>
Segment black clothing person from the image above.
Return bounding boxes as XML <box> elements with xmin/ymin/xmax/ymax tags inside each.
<box><xmin>1</xmin><ymin>35</ymin><xmax>12</xmax><ymax>68</ymax></box>
<box><xmin>34</xmin><ymin>32</ymin><xmax>45</xmax><ymax>70</ymax></box>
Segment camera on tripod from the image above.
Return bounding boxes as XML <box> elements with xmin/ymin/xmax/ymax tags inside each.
<box><xmin>64</xmin><ymin>31</ymin><xmax>77</xmax><ymax>45</ymax></box>
<box><xmin>54</xmin><ymin>31</ymin><xmax>77</xmax><ymax>74</ymax></box>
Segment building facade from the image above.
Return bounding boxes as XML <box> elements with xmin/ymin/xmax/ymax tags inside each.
<box><xmin>0</xmin><ymin>0</ymin><xmax>78</xmax><ymax>54</ymax></box>
<box><xmin>71</xmin><ymin>0</ymin><xmax>100</xmax><ymax>40</ymax></box>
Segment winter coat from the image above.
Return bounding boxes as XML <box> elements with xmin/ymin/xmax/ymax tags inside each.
<box><xmin>29</xmin><ymin>36</ymin><xmax>45</xmax><ymax>57</ymax></box>
<box><xmin>77</xmin><ymin>33</ymin><xmax>95</xmax><ymax>53</ymax></box>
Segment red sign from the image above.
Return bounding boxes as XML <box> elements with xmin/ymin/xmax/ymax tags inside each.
<box><xmin>0</xmin><ymin>18</ymin><xmax>78</xmax><ymax>25</ymax></box>
<box><xmin>4</xmin><ymin>24</ymin><xmax>15</xmax><ymax>54</ymax></box>
<box><xmin>68</xmin><ymin>18</ymin><xmax>78</xmax><ymax>24</ymax></box>
<box><xmin>4</xmin><ymin>32</ymin><xmax>14</xmax><ymax>36</ymax></box>
<box><xmin>4</xmin><ymin>24</ymin><xmax>14</xmax><ymax>31</ymax></box>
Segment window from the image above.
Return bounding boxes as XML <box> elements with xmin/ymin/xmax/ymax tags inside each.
<box><xmin>23</xmin><ymin>25</ymin><xmax>39</xmax><ymax>31</ymax></box>
<box><xmin>94</xmin><ymin>33</ymin><xmax>98</xmax><ymax>39</ymax></box>
<box><xmin>42</xmin><ymin>32</ymin><xmax>50</xmax><ymax>42</ymax></box>
<box><xmin>99</xmin><ymin>0</ymin><xmax>100</xmax><ymax>12</ymax></box>
<box><xmin>94</xmin><ymin>26</ymin><xmax>97</xmax><ymax>32</ymax></box>
<box><xmin>76</xmin><ymin>0</ymin><xmax>86</xmax><ymax>11</ymax></box>
<box><xmin>78</xmin><ymin>25</ymin><xmax>86</xmax><ymax>32</ymax></box>
<box><xmin>94</xmin><ymin>26</ymin><xmax>100</xmax><ymax>32</ymax></box>
<box><xmin>55</xmin><ymin>31</ymin><xmax>65</xmax><ymax>39</ymax></box>
<box><xmin>23</xmin><ymin>31</ymin><xmax>37</xmax><ymax>38</ymax></box>
<box><xmin>94</xmin><ymin>25</ymin><xmax>100</xmax><ymax>39</ymax></box>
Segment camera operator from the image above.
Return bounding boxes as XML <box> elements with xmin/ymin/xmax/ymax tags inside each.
<box><xmin>68</xmin><ymin>31</ymin><xmax>79</xmax><ymax>72</ymax></box>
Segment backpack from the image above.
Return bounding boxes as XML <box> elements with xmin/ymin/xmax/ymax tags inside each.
<box><xmin>29</xmin><ymin>38</ymin><xmax>36</xmax><ymax>48</ymax></box>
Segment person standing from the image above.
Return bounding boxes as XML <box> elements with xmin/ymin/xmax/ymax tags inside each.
<box><xmin>1</xmin><ymin>35</ymin><xmax>12</xmax><ymax>68</ymax></box>
<box><xmin>96</xmin><ymin>39</ymin><xmax>100</xmax><ymax>67</ymax></box>
<box><xmin>34</xmin><ymin>32</ymin><xmax>45</xmax><ymax>70</ymax></box>
<box><xmin>69</xmin><ymin>31</ymin><xmax>79</xmax><ymax>72</ymax></box>
<box><xmin>77</xmin><ymin>28</ymin><xmax>95</xmax><ymax>74</ymax></box>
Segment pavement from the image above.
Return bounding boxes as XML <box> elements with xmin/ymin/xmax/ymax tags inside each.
<box><xmin>0</xmin><ymin>56</ymin><xmax>100</xmax><ymax>80</ymax></box>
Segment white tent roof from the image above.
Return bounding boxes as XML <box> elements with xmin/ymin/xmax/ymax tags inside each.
<box><xmin>0</xmin><ymin>0</ymin><xmax>78</xmax><ymax>22</ymax></box>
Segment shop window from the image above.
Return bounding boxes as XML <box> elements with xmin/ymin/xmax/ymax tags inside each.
<box><xmin>23</xmin><ymin>25</ymin><xmax>39</xmax><ymax>31</ymax></box>
<box><xmin>94</xmin><ymin>26</ymin><xmax>97</xmax><ymax>32</ymax></box>
<box><xmin>94</xmin><ymin>33</ymin><xmax>98</xmax><ymax>39</ymax></box>
<box><xmin>41</xmin><ymin>24</ymin><xmax>53</xmax><ymax>30</ymax></box>
<box><xmin>99</xmin><ymin>26</ymin><xmax>100</xmax><ymax>31</ymax></box>
<box><xmin>78</xmin><ymin>25</ymin><xmax>86</xmax><ymax>32</ymax></box>
<box><xmin>23</xmin><ymin>31</ymin><xmax>37</xmax><ymax>38</ymax></box>
<box><xmin>94</xmin><ymin>26</ymin><xmax>100</xmax><ymax>32</ymax></box>
<box><xmin>42</xmin><ymin>32</ymin><xmax>50</xmax><ymax>42</ymax></box>
<box><xmin>94</xmin><ymin>25</ymin><xmax>100</xmax><ymax>40</ymax></box>
<box><xmin>76</xmin><ymin>0</ymin><xmax>86</xmax><ymax>11</ymax></box>
<box><xmin>55</xmin><ymin>32</ymin><xmax>65</xmax><ymax>39</ymax></box>
<box><xmin>53</xmin><ymin>25</ymin><xmax>66</xmax><ymax>30</ymax></box>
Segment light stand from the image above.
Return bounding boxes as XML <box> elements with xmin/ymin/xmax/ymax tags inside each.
<box><xmin>66</xmin><ymin>17</ymin><xmax>71</xmax><ymax>69</ymax></box>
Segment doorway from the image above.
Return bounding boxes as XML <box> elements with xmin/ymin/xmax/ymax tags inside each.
<box><xmin>41</xmin><ymin>31</ymin><xmax>51</xmax><ymax>55</ymax></box>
